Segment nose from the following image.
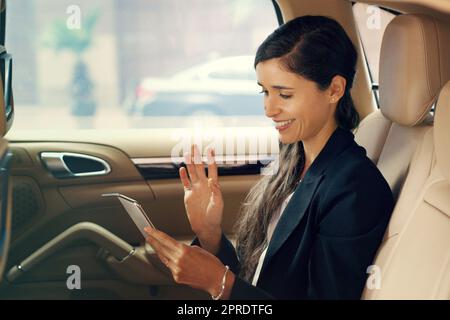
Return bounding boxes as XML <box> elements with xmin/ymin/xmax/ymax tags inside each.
<box><xmin>264</xmin><ymin>96</ymin><xmax>281</xmax><ymax>118</ymax></box>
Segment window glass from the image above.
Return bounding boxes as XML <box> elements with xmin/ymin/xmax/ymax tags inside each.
<box><xmin>6</xmin><ymin>0</ymin><xmax>278</xmax><ymax>130</ymax></box>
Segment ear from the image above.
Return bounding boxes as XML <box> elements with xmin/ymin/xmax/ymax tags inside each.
<box><xmin>328</xmin><ymin>75</ymin><xmax>346</xmax><ymax>104</ymax></box>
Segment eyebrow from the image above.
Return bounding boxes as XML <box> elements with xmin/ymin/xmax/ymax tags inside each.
<box><xmin>257</xmin><ymin>82</ymin><xmax>294</xmax><ymax>90</ymax></box>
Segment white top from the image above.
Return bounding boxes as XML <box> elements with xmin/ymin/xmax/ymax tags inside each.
<box><xmin>251</xmin><ymin>191</ymin><xmax>296</xmax><ymax>286</ymax></box>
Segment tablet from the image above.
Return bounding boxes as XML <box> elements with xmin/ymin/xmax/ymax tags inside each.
<box><xmin>102</xmin><ymin>193</ymin><xmax>155</xmax><ymax>238</ymax></box>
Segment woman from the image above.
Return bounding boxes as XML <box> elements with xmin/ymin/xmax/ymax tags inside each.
<box><xmin>144</xmin><ymin>15</ymin><xmax>394</xmax><ymax>300</ymax></box>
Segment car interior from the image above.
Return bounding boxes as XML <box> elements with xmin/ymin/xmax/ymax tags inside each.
<box><xmin>0</xmin><ymin>0</ymin><xmax>448</xmax><ymax>300</ymax></box>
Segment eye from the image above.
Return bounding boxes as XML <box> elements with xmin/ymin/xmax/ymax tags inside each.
<box><xmin>259</xmin><ymin>89</ymin><xmax>268</xmax><ymax>96</ymax></box>
<box><xmin>279</xmin><ymin>93</ymin><xmax>292</xmax><ymax>99</ymax></box>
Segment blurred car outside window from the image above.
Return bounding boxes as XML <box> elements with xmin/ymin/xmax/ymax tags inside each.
<box><xmin>6</xmin><ymin>0</ymin><xmax>279</xmax><ymax>130</ymax></box>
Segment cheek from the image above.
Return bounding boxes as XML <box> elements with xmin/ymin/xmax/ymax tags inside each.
<box><xmin>311</xmin><ymin>102</ymin><xmax>330</xmax><ymax>125</ymax></box>
<box><xmin>291</xmin><ymin>96</ymin><xmax>331</xmax><ymax>137</ymax></box>
<box><xmin>291</xmin><ymin>96</ymin><xmax>327</xmax><ymax>126</ymax></box>
<box><xmin>306</xmin><ymin>92</ymin><xmax>332</xmax><ymax>122</ymax></box>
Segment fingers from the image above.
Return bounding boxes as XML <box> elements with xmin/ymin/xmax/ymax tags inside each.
<box><xmin>183</xmin><ymin>144</ymin><xmax>221</xmax><ymax>185</ymax></box>
<box><xmin>179</xmin><ymin>167</ymin><xmax>191</xmax><ymax>190</ymax></box>
<box><xmin>192</xmin><ymin>144</ymin><xmax>207</xmax><ymax>180</ymax></box>
<box><xmin>184</xmin><ymin>144</ymin><xmax>213</xmax><ymax>182</ymax></box>
<box><xmin>147</xmin><ymin>235</ymin><xmax>170</xmax><ymax>263</ymax></box>
<box><xmin>145</xmin><ymin>228</ymin><xmax>185</xmax><ymax>274</ymax></box>
<box><xmin>147</xmin><ymin>238</ymin><xmax>177</xmax><ymax>271</ymax></box>
<box><xmin>145</xmin><ymin>233</ymin><xmax>170</xmax><ymax>258</ymax></box>
<box><xmin>145</xmin><ymin>227</ymin><xmax>181</xmax><ymax>255</ymax></box>
<box><xmin>206</xmin><ymin>147</ymin><xmax>218</xmax><ymax>183</ymax></box>
<box><xmin>183</xmin><ymin>151</ymin><xmax>198</xmax><ymax>183</ymax></box>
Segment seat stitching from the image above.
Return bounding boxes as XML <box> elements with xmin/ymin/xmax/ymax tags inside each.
<box><xmin>434</xmin><ymin>19</ymin><xmax>442</xmax><ymax>87</ymax></box>
<box><xmin>418</xmin><ymin>18</ymin><xmax>433</xmax><ymax>99</ymax></box>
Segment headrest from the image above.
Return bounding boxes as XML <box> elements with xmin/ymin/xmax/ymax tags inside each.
<box><xmin>434</xmin><ymin>81</ymin><xmax>450</xmax><ymax>181</ymax></box>
<box><xmin>379</xmin><ymin>14</ymin><xmax>450</xmax><ymax>126</ymax></box>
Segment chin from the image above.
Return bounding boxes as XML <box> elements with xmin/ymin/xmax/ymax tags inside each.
<box><xmin>279</xmin><ymin>134</ymin><xmax>298</xmax><ymax>145</ymax></box>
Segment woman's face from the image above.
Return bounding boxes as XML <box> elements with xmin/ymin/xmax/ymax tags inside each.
<box><xmin>256</xmin><ymin>58</ymin><xmax>338</xmax><ymax>145</ymax></box>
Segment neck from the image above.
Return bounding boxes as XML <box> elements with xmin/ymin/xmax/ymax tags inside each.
<box><xmin>302</xmin><ymin>121</ymin><xmax>338</xmax><ymax>171</ymax></box>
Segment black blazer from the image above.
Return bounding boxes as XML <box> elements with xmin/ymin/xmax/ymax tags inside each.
<box><xmin>193</xmin><ymin>127</ymin><xmax>394</xmax><ymax>299</ymax></box>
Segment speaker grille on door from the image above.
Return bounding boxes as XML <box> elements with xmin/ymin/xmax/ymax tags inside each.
<box><xmin>11</xmin><ymin>178</ymin><xmax>43</xmax><ymax>233</ymax></box>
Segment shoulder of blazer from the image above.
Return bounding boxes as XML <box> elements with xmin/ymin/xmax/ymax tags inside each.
<box><xmin>321</xmin><ymin>139</ymin><xmax>391</xmax><ymax>196</ymax></box>
<box><xmin>314</xmin><ymin>144</ymin><xmax>394</xmax><ymax>237</ymax></box>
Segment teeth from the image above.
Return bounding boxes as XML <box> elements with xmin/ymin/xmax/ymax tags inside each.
<box><xmin>275</xmin><ymin>119</ymin><xmax>294</xmax><ymax>127</ymax></box>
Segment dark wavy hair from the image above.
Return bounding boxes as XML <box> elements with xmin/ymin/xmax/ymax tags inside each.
<box><xmin>235</xmin><ymin>16</ymin><xmax>360</xmax><ymax>281</ymax></box>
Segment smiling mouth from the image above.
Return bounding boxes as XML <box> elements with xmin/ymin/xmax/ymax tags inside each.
<box><xmin>273</xmin><ymin>119</ymin><xmax>295</xmax><ymax>130</ymax></box>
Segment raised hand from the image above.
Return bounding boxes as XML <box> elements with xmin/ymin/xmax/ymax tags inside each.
<box><xmin>179</xmin><ymin>144</ymin><xmax>224</xmax><ymax>252</ymax></box>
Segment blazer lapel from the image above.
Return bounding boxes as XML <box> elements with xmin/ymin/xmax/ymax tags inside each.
<box><xmin>260</xmin><ymin>173</ymin><xmax>323</xmax><ymax>274</ymax></box>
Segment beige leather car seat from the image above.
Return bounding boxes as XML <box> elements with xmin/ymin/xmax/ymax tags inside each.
<box><xmin>363</xmin><ymin>81</ymin><xmax>450</xmax><ymax>299</ymax></box>
<box><xmin>355</xmin><ymin>14</ymin><xmax>450</xmax><ymax>200</ymax></box>
<box><xmin>357</xmin><ymin>13</ymin><xmax>450</xmax><ymax>300</ymax></box>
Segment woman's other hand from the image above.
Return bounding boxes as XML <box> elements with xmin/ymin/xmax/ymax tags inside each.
<box><xmin>145</xmin><ymin>227</ymin><xmax>234</xmax><ymax>299</ymax></box>
<box><xmin>179</xmin><ymin>144</ymin><xmax>223</xmax><ymax>253</ymax></box>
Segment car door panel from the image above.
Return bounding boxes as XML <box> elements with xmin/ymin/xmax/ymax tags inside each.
<box><xmin>0</xmin><ymin>129</ymin><xmax>272</xmax><ymax>299</ymax></box>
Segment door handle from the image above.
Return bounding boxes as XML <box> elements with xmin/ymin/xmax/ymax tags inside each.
<box><xmin>40</xmin><ymin>152</ymin><xmax>111</xmax><ymax>179</ymax></box>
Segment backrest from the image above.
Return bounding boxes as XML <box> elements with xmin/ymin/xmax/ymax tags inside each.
<box><xmin>363</xmin><ymin>81</ymin><xmax>450</xmax><ymax>299</ymax></box>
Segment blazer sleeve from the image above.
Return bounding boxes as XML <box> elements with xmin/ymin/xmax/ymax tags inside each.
<box><xmin>191</xmin><ymin>234</ymin><xmax>275</xmax><ymax>300</ymax></box>
<box><xmin>307</xmin><ymin>172</ymin><xmax>394</xmax><ymax>299</ymax></box>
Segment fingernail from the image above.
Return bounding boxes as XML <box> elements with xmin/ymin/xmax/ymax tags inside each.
<box><xmin>144</xmin><ymin>227</ymin><xmax>151</xmax><ymax>233</ymax></box>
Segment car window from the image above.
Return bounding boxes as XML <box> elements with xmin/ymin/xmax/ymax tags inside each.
<box><xmin>6</xmin><ymin>0</ymin><xmax>279</xmax><ymax>130</ymax></box>
<box><xmin>209</xmin><ymin>66</ymin><xmax>256</xmax><ymax>81</ymax></box>
<box><xmin>353</xmin><ymin>3</ymin><xmax>395</xmax><ymax>105</ymax></box>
